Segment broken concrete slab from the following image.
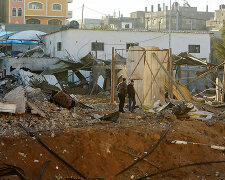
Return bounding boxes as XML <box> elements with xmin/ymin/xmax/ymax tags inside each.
<box><xmin>100</xmin><ymin>111</ymin><xmax>120</xmax><ymax>123</ymax></box>
<box><xmin>25</xmin><ymin>86</ymin><xmax>41</xmax><ymax>95</ymax></box>
<box><xmin>26</xmin><ymin>101</ymin><xmax>46</xmax><ymax>118</ymax></box>
<box><xmin>3</xmin><ymin>86</ymin><xmax>26</xmax><ymax>113</ymax></box>
<box><xmin>14</xmin><ymin>69</ymin><xmax>62</xmax><ymax>90</ymax></box>
<box><xmin>177</xmin><ymin>111</ymin><xmax>214</xmax><ymax>121</ymax></box>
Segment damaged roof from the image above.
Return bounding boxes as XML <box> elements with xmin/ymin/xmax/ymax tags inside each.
<box><xmin>173</xmin><ymin>52</ymin><xmax>208</xmax><ymax>66</ymax></box>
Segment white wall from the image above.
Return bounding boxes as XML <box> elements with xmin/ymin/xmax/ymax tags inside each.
<box><xmin>44</xmin><ymin>29</ymin><xmax>211</xmax><ymax>62</ymax></box>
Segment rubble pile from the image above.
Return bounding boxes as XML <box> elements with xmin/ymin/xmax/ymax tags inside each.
<box><xmin>0</xmin><ymin>50</ymin><xmax>225</xmax><ymax>179</ymax></box>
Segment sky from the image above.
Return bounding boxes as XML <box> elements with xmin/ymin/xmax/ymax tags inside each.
<box><xmin>68</xmin><ymin>0</ymin><xmax>224</xmax><ymax>20</ymax></box>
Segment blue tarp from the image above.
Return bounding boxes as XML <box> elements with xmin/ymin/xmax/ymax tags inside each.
<box><xmin>0</xmin><ymin>40</ymin><xmax>43</xmax><ymax>45</ymax></box>
<box><xmin>0</xmin><ymin>31</ymin><xmax>43</xmax><ymax>45</ymax></box>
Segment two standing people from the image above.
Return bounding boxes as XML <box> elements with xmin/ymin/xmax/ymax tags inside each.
<box><xmin>117</xmin><ymin>78</ymin><xmax>136</xmax><ymax>113</ymax></box>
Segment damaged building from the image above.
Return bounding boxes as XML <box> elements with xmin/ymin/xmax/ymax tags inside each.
<box><xmin>0</xmin><ymin>16</ymin><xmax>225</xmax><ymax>180</ymax></box>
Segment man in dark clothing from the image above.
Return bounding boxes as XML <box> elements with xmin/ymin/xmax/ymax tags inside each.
<box><xmin>117</xmin><ymin>78</ymin><xmax>127</xmax><ymax>113</ymax></box>
<box><xmin>127</xmin><ymin>80</ymin><xmax>136</xmax><ymax>112</ymax></box>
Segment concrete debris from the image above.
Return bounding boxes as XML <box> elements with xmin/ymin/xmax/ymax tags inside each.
<box><xmin>15</xmin><ymin>69</ymin><xmax>62</xmax><ymax>91</ymax></box>
<box><xmin>100</xmin><ymin>111</ymin><xmax>120</xmax><ymax>123</ymax></box>
<box><xmin>25</xmin><ymin>86</ymin><xmax>41</xmax><ymax>95</ymax></box>
<box><xmin>26</xmin><ymin>101</ymin><xmax>46</xmax><ymax>118</ymax></box>
<box><xmin>0</xmin><ymin>102</ymin><xmax>17</xmax><ymax>113</ymax></box>
<box><xmin>3</xmin><ymin>86</ymin><xmax>26</xmax><ymax>113</ymax></box>
<box><xmin>21</xmin><ymin>46</ymin><xmax>44</xmax><ymax>58</ymax></box>
<box><xmin>178</xmin><ymin>111</ymin><xmax>214</xmax><ymax>121</ymax></box>
<box><xmin>172</xmin><ymin>102</ymin><xmax>194</xmax><ymax>115</ymax></box>
<box><xmin>0</xmin><ymin>80</ymin><xmax>8</xmax><ymax>86</ymax></box>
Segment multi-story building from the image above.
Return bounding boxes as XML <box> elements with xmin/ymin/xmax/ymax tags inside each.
<box><xmin>103</xmin><ymin>8</ymin><xmax>147</xmax><ymax>30</ymax></box>
<box><xmin>145</xmin><ymin>2</ymin><xmax>214</xmax><ymax>31</ymax></box>
<box><xmin>0</xmin><ymin>0</ymin><xmax>73</xmax><ymax>25</ymax></box>
<box><xmin>206</xmin><ymin>5</ymin><xmax>225</xmax><ymax>31</ymax></box>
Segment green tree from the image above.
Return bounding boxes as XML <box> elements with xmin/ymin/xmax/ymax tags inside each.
<box><xmin>90</xmin><ymin>25</ymin><xmax>109</xmax><ymax>30</ymax></box>
<box><xmin>214</xmin><ymin>21</ymin><xmax>225</xmax><ymax>63</ymax></box>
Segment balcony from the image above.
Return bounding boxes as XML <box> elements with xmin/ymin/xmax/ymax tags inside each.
<box><xmin>67</xmin><ymin>0</ymin><xmax>73</xmax><ymax>3</ymax></box>
<box><xmin>67</xmin><ymin>11</ymin><xmax>73</xmax><ymax>19</ymax></box>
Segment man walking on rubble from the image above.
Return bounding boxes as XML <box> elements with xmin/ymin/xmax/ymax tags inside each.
<box><xmin>117</xmin><ymin>78</ymin><xmax>127</xmax><ymax>113</ymax></box>
<box><xmin>127</xmin><ymin>80</ymin><xmax>136</xmax><ymax>113</ymax></box>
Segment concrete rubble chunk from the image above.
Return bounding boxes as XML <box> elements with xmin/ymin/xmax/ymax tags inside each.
<box><xmin>3</xmin><ymin>86</ymin><xmax>26</xmax><ymax>113</ymax></box>
<box><xmin>26</xmin><ymin>101</ymin><xmax>46</xmax><ymax>118</ymax></box>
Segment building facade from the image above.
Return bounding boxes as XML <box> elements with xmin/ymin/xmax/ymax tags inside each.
<box><xmin>145</xmin><ymin>2</ymin><xmax>214</xmax><ymax>31</ymax></box>
<box><xmin>77</xmin><ymin>18</ymin><xmax>103</xmax><ymax>29</ymax></box>
<box><xmin>206</xmin><ymin>5</ymin><xmax>225</xmax><ymax>31</ymax></box>
<box><xmin>0</xmin><ymin>0</ymin><xmax>73</xmax><ymax>25</ymax></box>
<box><xmin>103</xmin><ymin>8</ymin><xmax>147</xmax><ymax>30</ymax></box>
<box><xmin>43</xmin><ymin>29</ymin><xmax>212</xmax><ymax>62</ymax></box>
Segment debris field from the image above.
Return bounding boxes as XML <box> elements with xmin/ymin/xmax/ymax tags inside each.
<box><xmin>0</xmin><ymin>88</ymin><xmax>224</xmax><ymax>179</ymax></box>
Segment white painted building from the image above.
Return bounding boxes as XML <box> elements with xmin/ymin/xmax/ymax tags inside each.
<box><xmin>43</xmin><ymin>29</ymin><xmax>212</xmax><ymax>62</ymax></box>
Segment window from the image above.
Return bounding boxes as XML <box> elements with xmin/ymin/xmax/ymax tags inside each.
<box><xmin>125</xmin><ymin>24</ymin><xmax>130</xmax><ymax>29</ymax></box>
<box><xmin>26</xmin><ymin>18</ymin><xmax>40</xmax><ymax>24</ymax></box>
<box><xmin>12</xmin><ymin>8</ymin><xmax>17</xmax><ymax>17</ymax></box>
<box><xmin>185</xmin><ymin>18</ymin><xmax>191</xmax><ymax>24</ymax></box>
<box><xmin>126</xmin><ymin>43</ymin><xmax>139</xmax><ymax>50</ymax></box>
<box><xmin>172</xmin><ymin>17</ymin><xmax>176</xmax><ymax>24</ymax></box>
<box><xmin>188</xmin><ymin>45</ymin><xmax>200</xmax><ymax>53</ymax></box>
<box><xmin>28</xmin><ymin>2</ymin><xmax>43</xmax><ymax>10</ymax></box>
<box><xmin>91</xmin><ymin>42</ymin><xmax>104</xmax><ymax>51</ymax></box>
<box><xmin>57</xmin><ymin>42</ymin><xmax>62</xmax><ymax>51</ymax></box>
<box><xmin>18</xmin><ymin>8</ymin><xmax>22</xmax><ymax>16</ymax></box>
<box><xmin>52</xmin><ymin>3</ymin><xmax>62</xmax><ymax>11</ymax></box>
<box><xmin>48</xmin><ymin>19</ymin><xmax>62</xmax><ymax>25</ymax></box>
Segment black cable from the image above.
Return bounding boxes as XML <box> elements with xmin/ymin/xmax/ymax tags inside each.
<box><xmin>18</xmin><ymin>123</ymin><xmax>87</xmax><ymax>179</ymax></box>
<box><xmin>38</xmin><ymin>160</ymin><xmax>50</xmax><ymax>180</ymax></box>
<box><xmin>136</xmin><ymin>160</ymin><xmax>225</xmax><ymax>180</ymax></box>
<box><xmin>115</xmin><ymin>124</ymin><xmax>172</xmax><ymax>177</ymax></box>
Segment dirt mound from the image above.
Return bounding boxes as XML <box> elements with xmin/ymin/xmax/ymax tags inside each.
<box><xmin>0</xmin><ymin>119</ymin><xmax>224</xmax><ymax>180</ymax></box>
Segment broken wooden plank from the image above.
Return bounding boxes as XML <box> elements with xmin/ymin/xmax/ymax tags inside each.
<box><xmin>152</xmin><ymin>53</ymin><xmax>189</xmax><ymax>103</ymax></box>
<box><xmin>0</xmin><ymin>102</ymin><xmax>17</xmax><ymax>113</ymax></box>
<box><xmin>216</xmin><ymin>78</ymin><xmax>223</xmax><ymax>102</ymax></box>
<box><xmin>26</xmin><ymin>101</ymin><xmax>46</xmax><ymax>118</ymax></box>
<box><xmin>165</xmin><ymin>81</ymin><xmax>193</xmax><ymax>102</ymax></box>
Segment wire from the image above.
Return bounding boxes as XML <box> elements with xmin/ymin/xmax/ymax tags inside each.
<box><xmin>104</xmin><ymin>33</ymin><xmax>169</xmax><ymax>46</ymax></box>
<box><xmin>70</xmin><ymin>6</ymin><xmax>83</xmax><ymax>12</ymax></box>
<box><xmin>84</xmin><ymin>6</ymin><xmax>108</xmax><ymax>16</ymax></box>
<box><xmin>115</xmin><ymin>125</ymin><xmax>172</xmax><ymax>177</ymax></box>
<box><xmin>136</xmin><ymin>160</ymin><xmax>225</xmax><ymax>180</ymax></box>
<box><xmin>138</xmin><ymin>33</ymin><xmax>169</xmax><ymax>43</ymax></box>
